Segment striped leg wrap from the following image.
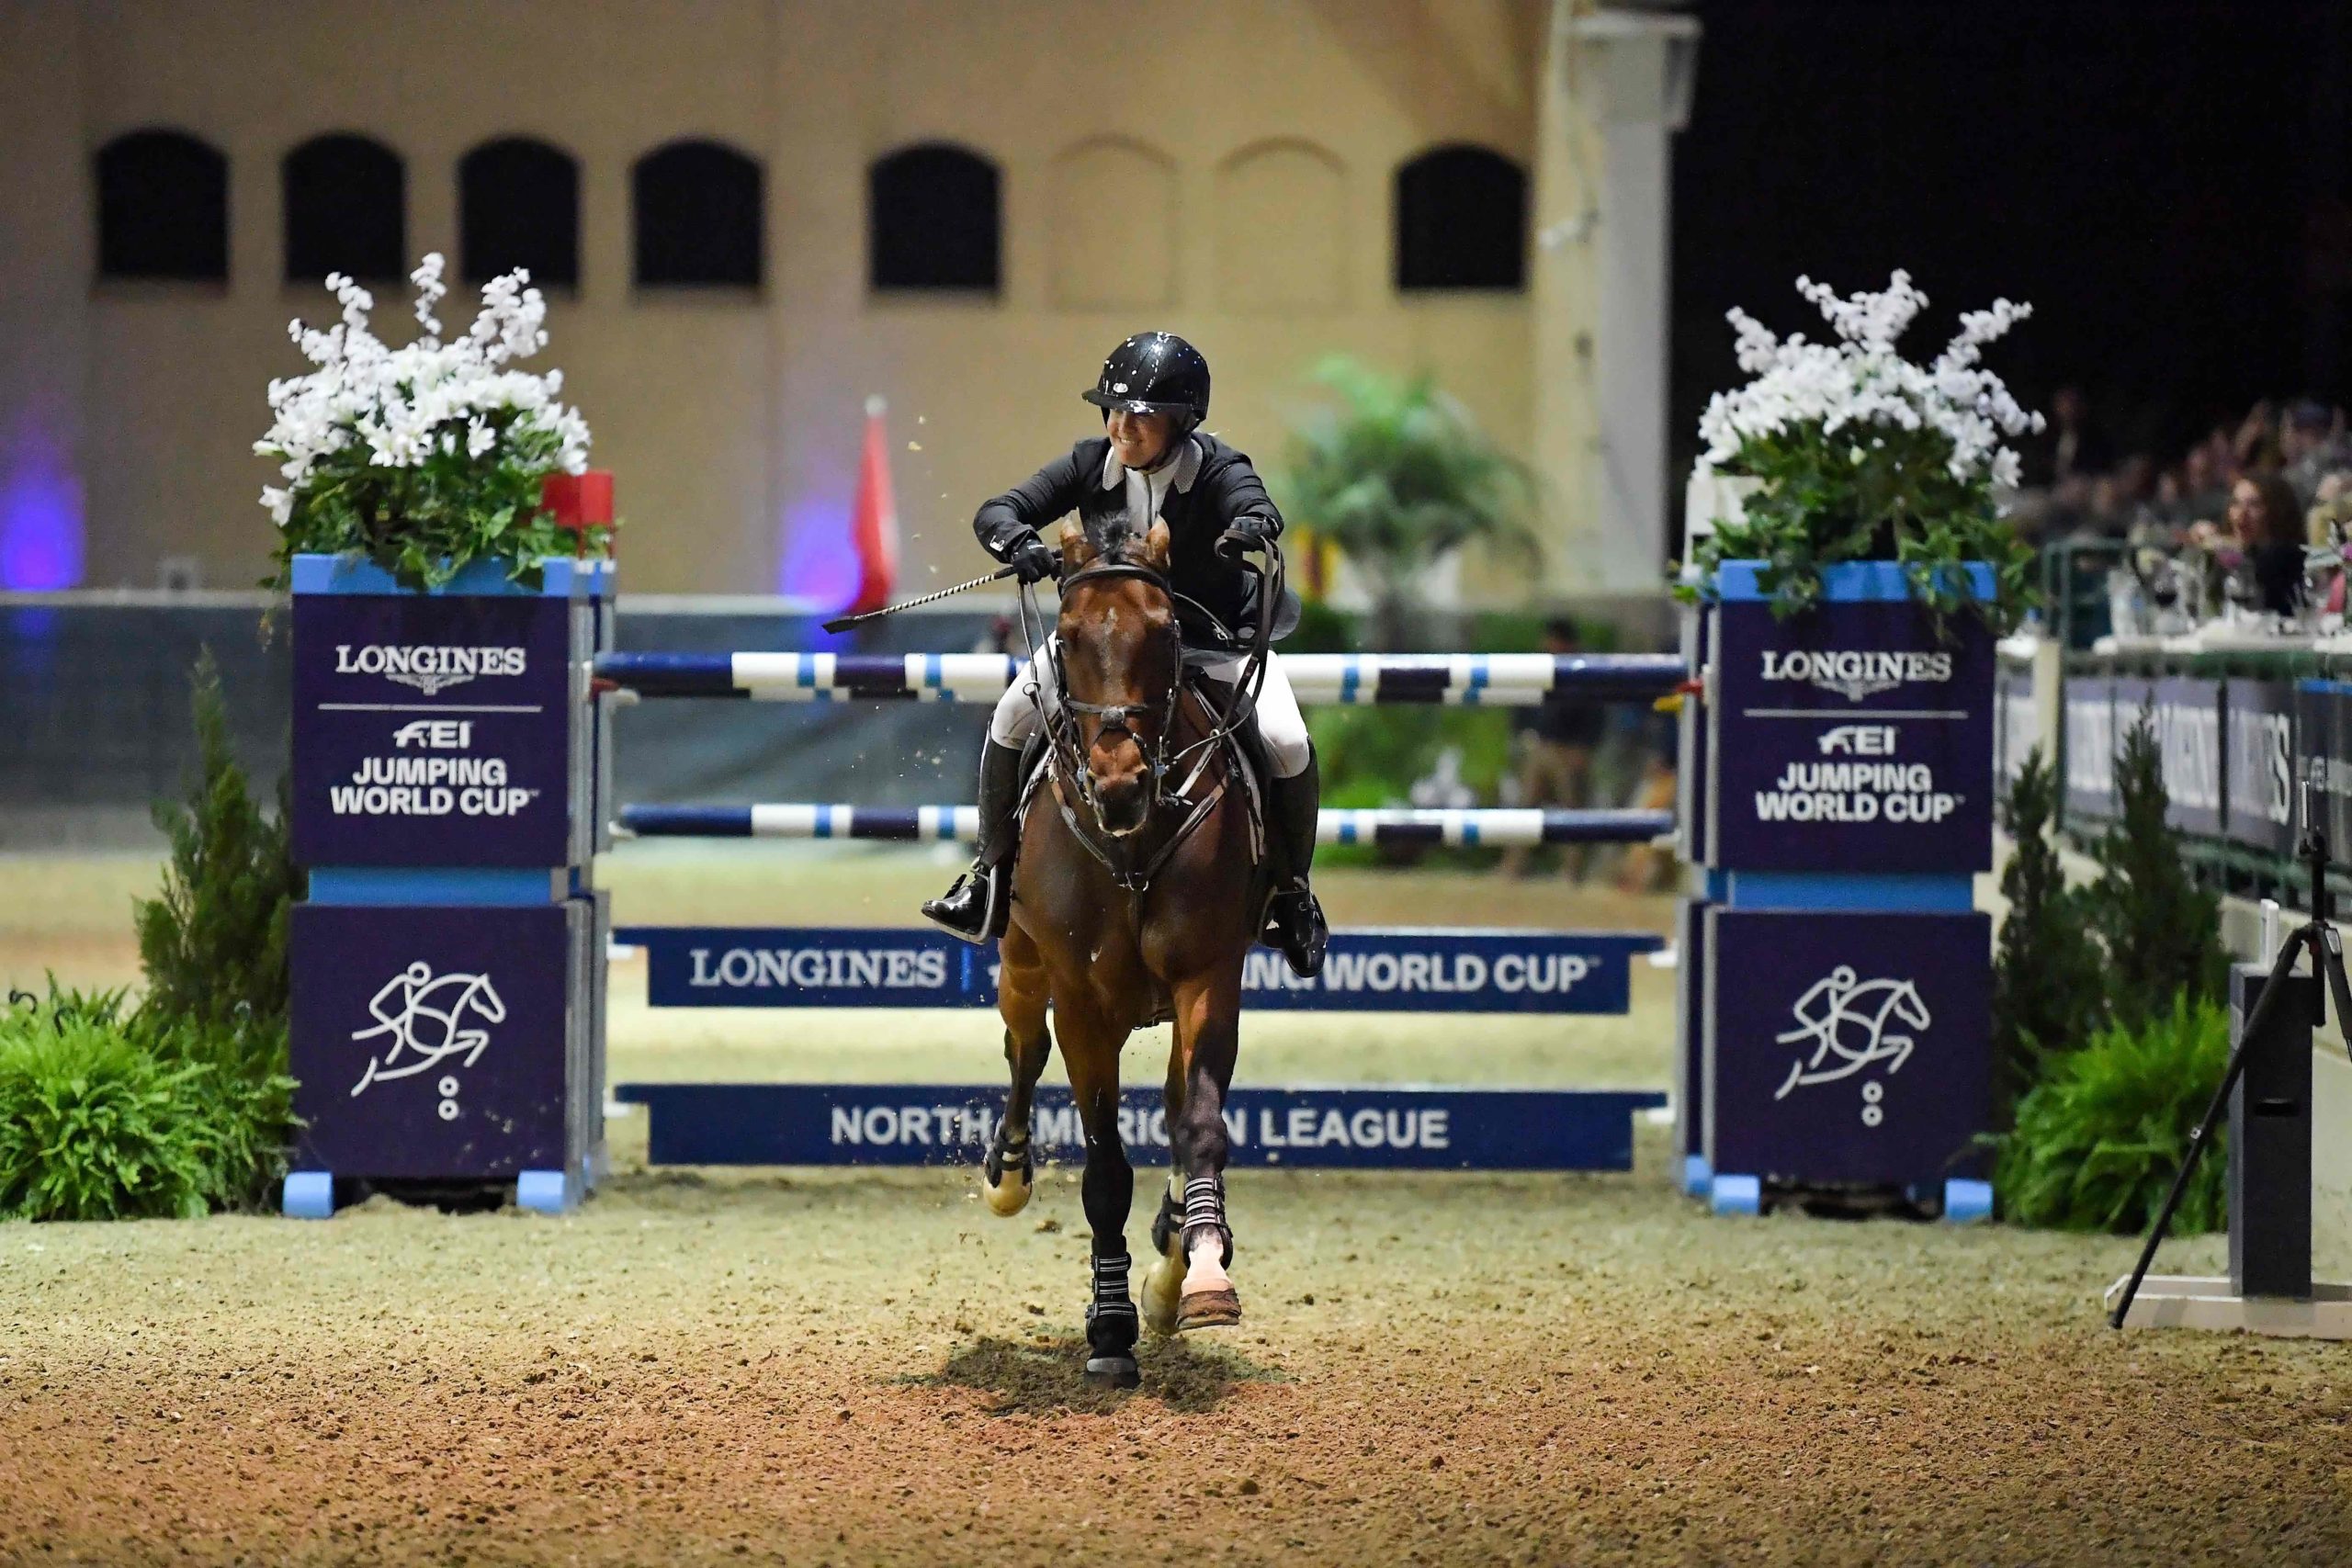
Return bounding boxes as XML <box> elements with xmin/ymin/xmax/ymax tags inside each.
<box><xmin>1085</xmin><ymin>1251</ymin><xmax>1136</xmax><ymax>1350</ymax></box>
<box><xmin>985</xmin><ymin>1125</ymin><xmax>1030</xmax><ymax>1187</ymax></box>
<box><xmin>1182</xmin><ymin>1176</ymin><xmax>1234</xmax><ymax>1269</ymax></box>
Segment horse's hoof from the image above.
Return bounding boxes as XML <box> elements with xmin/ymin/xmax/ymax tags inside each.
<box><xmin>1083</xmin><ymin>1354</ymin><xmax>1141</xmax><ymax>1390</ymax></box>
<box><xmin>1176</xmin><ymin>1286</ymin><xmax>1242</xmax><ymax>1332</ymax></box>
<box><xmin>1139</xmin><ymin>1252</ymin><xmax>1183</xmax><ymax>1337</ymax></box>
<box><xmin>982</xmin><ymin>1168</ymin><xmax>1031</xmax><ymax>1216</ymax></box>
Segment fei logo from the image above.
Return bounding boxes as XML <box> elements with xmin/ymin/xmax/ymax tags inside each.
<box><xmin>349</xmin><ymin>961</ymin><xmax>505</xmax><ymax>1123</ymax></box>
<box><xmin>333</xmin><ymin>644</ymin><xmax>526</xmax><ymax>696</ymax></box>
<box><xmin>1816</xmin><ymin>724</ymin><xmax>1895</xmax><ymax>756</ymax></box>
<box><xmin>1759</xmin><ymin>649</ymin><xmax>1953</xmax><ymax>704</ymax></box>
<box><xmin>1771</xmin><ymin>965</ymin><xmax>1929</xmax><ymax>1126</ymax></box>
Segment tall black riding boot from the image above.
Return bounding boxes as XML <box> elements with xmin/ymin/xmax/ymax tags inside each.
<box><xmin>1262</xmin><ymin>750</ymin><xmax>1329</xmax><ymax>978</ymax></box>
<box><xmin>921</xmin><ymin>739</ymin><xmax>1025</xmax><ymax>942</ymax></box>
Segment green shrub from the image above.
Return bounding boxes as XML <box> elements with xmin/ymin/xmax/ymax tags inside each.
<box><xmin>1990</xmin><ymin>745</ymin><xmax>2105</xmax><ymax>1118</ymax></box>
<box><xmin>0</xmin><ymin>984</ymin><xmax>297</xmax><ymax>1223</ymax></box>
<box><xmin>2086</xmin><ymin>708</ymin><xmax>2228</xmax><ymax>1032</ymax></box>
<box><xmin>135</xmin><ymin>648</ymin><xmax>301</xmax><ymax>1031</ymax></box>
<box><xmin>1995</xmin><ymin>994</ymin><xmax>2230</xmax><ymax>1235</ymax></box>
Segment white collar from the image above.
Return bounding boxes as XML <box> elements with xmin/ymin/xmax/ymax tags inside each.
<box><xmin>1101</xmin><ymin>434</ymin><xmax>1201</xmax><ymax>494</ymax></box>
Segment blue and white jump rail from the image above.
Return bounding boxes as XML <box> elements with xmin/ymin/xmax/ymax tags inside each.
<box><xmin>610</xmin><ymin>923</ymin><xmax>1670</xmax><ymax>1170</ymax></box>
<box><xmin>612</xmin><ymin>803</ymin><xmax>1678</xmax><ymax>847</ymax></box>
<box><xmin>594</xmin><ymin>650</ymin><xmax>1688</xmax><ymax>706</ymax></box>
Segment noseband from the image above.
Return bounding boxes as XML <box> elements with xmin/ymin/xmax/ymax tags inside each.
<box><xmin>1047</xmin><ymin>559</ymin><xmax>1183</xmax><ymax>835</ymax></box>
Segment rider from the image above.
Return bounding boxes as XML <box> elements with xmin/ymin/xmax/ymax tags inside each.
<box><xmin>920</xmin><ymin>331</ymin><xmax>1329</xmax><ymax>978</ymax></box>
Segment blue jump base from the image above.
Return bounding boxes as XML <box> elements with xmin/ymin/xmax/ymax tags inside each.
<box><xmin>616</xmin><ymin>1083</ymin><xmax>1667</xmax><ymax>1171</ymax></box>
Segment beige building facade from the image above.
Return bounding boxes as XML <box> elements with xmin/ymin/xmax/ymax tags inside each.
<box><xmin>0</xmin><ymin>0</ymin><xmax>1695</xmax><ymax>605</ymax></box>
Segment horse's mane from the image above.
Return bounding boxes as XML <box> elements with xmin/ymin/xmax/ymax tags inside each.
<box><xmin>1080</xmin><ymin>512</ymin><xmax>1161</xmax><ymax>571</ymax></box>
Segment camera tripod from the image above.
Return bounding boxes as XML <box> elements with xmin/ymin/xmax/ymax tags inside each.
<box><xmin>2109</xmin><ymin>783</ymin><xmax>2352</xmax><ymax>1330</ymax></box>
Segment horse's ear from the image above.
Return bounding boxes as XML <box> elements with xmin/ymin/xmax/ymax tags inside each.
<box><xmin>1058</xmin><ymin>518</ymin><xmax>1096</xmax><ymax>570</ymax></box>
<box><xmin>1139</xmin><ymin>518</ymin><xmax>1171</xmax><ymax>572</ymax></box>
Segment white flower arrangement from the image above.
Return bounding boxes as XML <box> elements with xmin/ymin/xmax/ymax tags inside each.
<box><xmin>1688</xmin><ymin>271</ymin><xmax>2045</xmax><ymax>628</ymax></box>
<box><xmin>257</xmin><ymin>254</ymin><xmax>603</xmax><ymax>587</ymax></box>
<box><xmin>1700</xmin><ymin>271</ymin><xmax>2043</xmax><ymax>491</ymax></box>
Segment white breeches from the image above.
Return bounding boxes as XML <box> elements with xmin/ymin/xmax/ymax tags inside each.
<box><xmin>988</xmin><ymin>638</ymin><xmax>1313</xmax><ymax>779</ymax></box>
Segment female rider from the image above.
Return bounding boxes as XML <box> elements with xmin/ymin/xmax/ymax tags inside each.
<box><xmin>920</xmin><ymin>332</ymin><xmax>1328</xmax><ymax>978</ymax></box>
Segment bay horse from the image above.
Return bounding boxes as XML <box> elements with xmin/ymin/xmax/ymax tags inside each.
<box><xmin>978</xmin><ymin>513</ymin><xmax>1272</xmax><ymax>1389</ymax></box>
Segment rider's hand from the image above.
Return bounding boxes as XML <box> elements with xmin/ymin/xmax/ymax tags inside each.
<box><xmin>1008</xmin><ymin>535</ymin><xmax>1059</xmax><ymax>585</ymax></box>
<box><xmin>1216</xmin><ymin>518</ymin><xmax>1273</xmax><ymax>562</ymax></box>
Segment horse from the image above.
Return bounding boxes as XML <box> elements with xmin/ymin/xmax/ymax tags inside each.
<box><xmin>977</xmin><ymin>513</ymin><xmax>1272</xmax><ymax>1389</ymax></box>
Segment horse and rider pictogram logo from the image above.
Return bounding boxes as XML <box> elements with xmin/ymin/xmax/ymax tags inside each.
<box><xmin>1772</xmin><ymin>965</ymin><xmax>1931</xmax><ymax>1126</ymax></box>
<box><xmin>349</xmin><ymin>961</ymin><xmax>506</xmax><ymax>1122</ymax></box>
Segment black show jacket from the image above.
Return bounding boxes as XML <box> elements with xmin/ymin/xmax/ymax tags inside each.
<box><xmin>972</xmin><ymin>434</ymin><xmax>1284</xmax><ymax>649</ymax></box>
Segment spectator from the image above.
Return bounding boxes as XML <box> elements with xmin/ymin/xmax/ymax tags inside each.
<box><xmin>2281</xmin><ymin>400</ymin><xmax>2350</xmax><ymax>504</ymax></box>
<box><xmin>2226</xmin><ymin>471</ymin><xmax>2307</xmax><ymax>616</ymax></box>
<box><xmin>1498</xmin><ymin>617</ymin><xmax>1603</xmax><ymax>879</ymax></box>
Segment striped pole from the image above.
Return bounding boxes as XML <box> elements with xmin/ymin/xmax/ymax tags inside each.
<box><xmin>615</xmin><ymin>803</ymin><xmax>1675</xmax><ymax>847</ymax></box>
<box><xmin>594</xmin><ymin>651</ymin><xmax>1687</xmax><ymax>706</ymax></box>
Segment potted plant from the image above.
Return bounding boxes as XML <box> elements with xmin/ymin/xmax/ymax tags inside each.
<box><xmin>257</xmin><ymin>254</ymin><xmax>608</xmax><ymax>588</ymax></box>
<box><xmin>1684</xmin><ymin>271</ymin><xmax>2041</xmax><ymax>630</ymax></box>
<box><xmin>1281</xmin><ymin>357</ymin><xmax>1538</xmax><ymax>651</ymax></box>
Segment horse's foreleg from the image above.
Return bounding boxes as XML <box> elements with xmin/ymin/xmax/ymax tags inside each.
<box><xmin>984</xmin><ymin>923</ymin><xmax>1051</xmax><ymax>1217</ymax></box>
<box><xmin>1165</xmin><ymin>963</ymin><xmax>1244</xmax><ymax>1331</ymax></box>
<box><xmin>1060</xmin><ymin>1001</ymin><xmax>1138</xmax><ymax>1388</ymax></box>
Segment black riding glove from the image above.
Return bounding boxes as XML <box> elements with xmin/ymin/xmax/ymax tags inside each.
<box><xmin>1005</xmin><ymin>533</ymin><xmax>1059</xmax><ymax>585</ymax></box>
<box><xmin>1216</xmin><ymin>516</ymin><xmax>1276</xmax><ymax>562</ymax></box>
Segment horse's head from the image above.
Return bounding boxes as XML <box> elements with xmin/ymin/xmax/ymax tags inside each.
<box><xmin>1055</xmin><ymin>517</ymin><xmax>1179</xmax><ymax>837</ymax></box>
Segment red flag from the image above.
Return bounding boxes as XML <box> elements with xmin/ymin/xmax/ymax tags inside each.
<box><xmin>845</xmin><ymin>394</ymin><xmax>899</xmax><ymax>616</ymax></box>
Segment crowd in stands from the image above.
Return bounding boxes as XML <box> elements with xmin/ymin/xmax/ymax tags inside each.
<box><xmin>2014</xmin><ymin>390</ymin><xmax>2352</xmax><ymax>618</ymax></box>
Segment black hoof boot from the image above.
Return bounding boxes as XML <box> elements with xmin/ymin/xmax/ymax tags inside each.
<box><xmin>1264</xmin><ymin>882</ymin><xmax>1329</xmax><ymax>979</ymax></box>
<box><xmin>1083</xmin><ymin>1252</ymin><xmax>1140</xmax><ymax>1389</ymax></box>
<box><xmin>922</xmin><ymin>860</ymin><xmax>1006</xmax><ymax>943</ymax></box>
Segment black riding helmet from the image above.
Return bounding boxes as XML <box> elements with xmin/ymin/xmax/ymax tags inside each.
<box><xmin>1082</xmin><ymin>333</ymin><xmax>1210</xmax><ymax>426</ymax></box>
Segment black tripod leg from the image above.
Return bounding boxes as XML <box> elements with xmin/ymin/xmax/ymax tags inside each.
<box><xmin>2109</xmin><ymin>931</ymin><xmax>2310</xmax><ymax>1330</ymax></box>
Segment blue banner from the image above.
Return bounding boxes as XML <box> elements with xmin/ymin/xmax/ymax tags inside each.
<box><xmin>614</xmin><ymin>1082</ymin><xmax>1666</xmax><ymax>1170</ymax></box>
<box><xmin>1709</xmin><ymin>598</ymin><xmax>1996</xmax><ymax>874</ymax></box>
<box><xmin>617</xmin><ymin>926</ymin><xmax>1663</xmax><ymax>1014</ymax></box>
<box><xmin>291</xmin><ymin>590</ymin><xmax>580</xmax><ymax>867</ymax></box>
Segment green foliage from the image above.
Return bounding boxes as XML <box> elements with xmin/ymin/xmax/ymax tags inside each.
<box><xmin>0</xmin><ymin>985</ymin><xmax>294</xmax><ymax>1222</ymax></box>
<box><xmin>1990</xmin><ymin>746</ymin><xmax>2106</xmax><ymax>1117</ymax></box>
<box><xmin>1687</xmin><ymin>419</ymin><xmax>2036</xmax><ymax>634</ymax></box>
<box><xmin>271</xmin><ymin>410</ymin><xmax>605</xmax><ymax>591</ymax></box>
<box><xmin>1280</xmin><ymin>357</ymin><xmax>1539</xmax><ymax>649</ymax></box>
<box><xmin>1994</xmin><ymin>995</ymin><xmax>2230</xmax><ymax>1235</ymax></box>
<box><xmin>2086</xmin><ymin>710</ymin><xmax>2229</xmax><ymax>1032</ymax></box>
<box><xmin>135</xmin><ymin>649</ymin><xmax>302</xmax><ymax>1031</ymax></box>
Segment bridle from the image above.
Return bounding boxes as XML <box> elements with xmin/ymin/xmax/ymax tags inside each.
<box><xmin>1015</xmin><ymin>534</ymin><xmax>1283</xmax><ymax>894</ymax></box>
<box><xmin>1039</xmin><ymin>558</ymin><xmax>1185</xmax><ymax>838</ymax></box>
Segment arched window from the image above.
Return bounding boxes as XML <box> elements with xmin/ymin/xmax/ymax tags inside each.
<box><xmin>96</xmin><ymin>130</ymin><xmax>228</xmax><ymax>281</ymax></box>
<box><xmin>1048</xmin><ymin>137</ymin><xmax>1178</xmax><ymax>310</ymax></box>
<box><xmin>283</xmin><ymin>133</ymin><xmax>404</xmax><ymax>282</ymax></box>
<box><xmin>634</xmin><ymin>140</ymin><xmax>763</xmax><ymax>288</ymax></box>
<box><xmin>869</xmin><ymin>143</ymin><xmax>1000</xmax><ymax>292</ymax></box>
<box><xmin>1216</xmin><ymin>139</ymin><xmax>1347</xmax><ymax>311</ymax></box>
<box><xmin>459</xmin><ymin>137</ymin><xmax>579</xmax><ymax>287</ymax></box>
<box><xmin>1394</xmin><ymin>144</ymin><xmax>1526</xmax><ymax>292</ymax></box>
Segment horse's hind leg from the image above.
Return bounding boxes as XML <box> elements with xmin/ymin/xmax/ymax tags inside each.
<box><xmin>983</xmin><ymin>922</ymin><xmax>1051</xmax><ymax>1217</ymax></box>
<box><xmin>1060</xmin><ymin>1001</ymin><xmax>1139</xmax><ymax>1388</ymax></box>
<box><xmin>1165</xmin><ymin>963</ymin><xmax>1245</xmax><ymax>1332</ymax></box>
<box><xmin>1140</xmin><ymin>1047</ymin><xmax>1189</xmax><ymax>1337</ymax></box>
